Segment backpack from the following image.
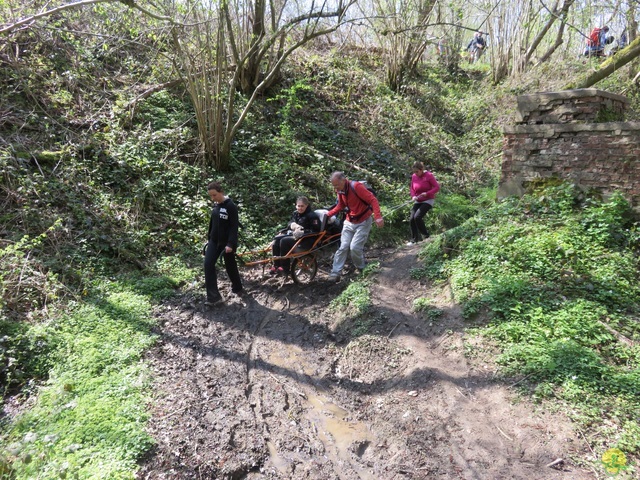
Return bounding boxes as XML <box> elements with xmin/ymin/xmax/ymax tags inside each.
<box><xmin>334</xmin><ymin>181</ymin><xmax>378</xmax><ymax>220</ymax></box>
<box><xmin>589</xmin><ymin>28</ymin><xmax>602</xmax><ymax>47</ymax></box>
<box><xmin>351</xmin><ymin>180</ymin><xmax>377</xmax><ymax>199</ymax></box>
<box><xmin>348</xmin><ymin>181</ymin><xmax>378</xmax><ymax>218</ymax></box>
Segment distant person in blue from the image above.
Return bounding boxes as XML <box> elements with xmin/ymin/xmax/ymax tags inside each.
<box><xmin>466</xmin><ymin>32</ymin><xmax>486</xmax><ymax>63</ymax></box>
<box><xmin>619</xmin><ymin>29</ymin><xmax>628</xmax><ymax>48</ymax></box>
<box><xmin>609</xmin><ymin>29</ymin><xmax>627</xmax><ymax>55</ymax></box>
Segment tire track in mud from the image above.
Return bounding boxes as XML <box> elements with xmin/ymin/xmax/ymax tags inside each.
<box><xmin>243</xmin><ymin>288</ymin><xmax>381</xmax><ymax>479</ymax></box>
<box><xmin>243</xmin><ymin>294</ymin><xmax>290</xmax><ymax>476</ymax></box>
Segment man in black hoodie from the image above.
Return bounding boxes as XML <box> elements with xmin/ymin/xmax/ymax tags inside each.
<box><xmin>204</xmin><ymin>181</ymin><xmax>243</xmax><ymax>306</ymax></box>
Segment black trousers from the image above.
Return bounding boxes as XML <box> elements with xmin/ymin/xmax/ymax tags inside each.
<box><xmin>409</xmin><ymin>203</ymin><xmax>432</xmax><ymax>242</ymax></box>
<box><xmin>273</xmin><ymin>234</ymin><xmax>315</xmax><ymax>272</ymax></box>
<box><xmin>204</xmin><ymin>244</ymin><xmax>242</xmax><ymax>300</ymax></box>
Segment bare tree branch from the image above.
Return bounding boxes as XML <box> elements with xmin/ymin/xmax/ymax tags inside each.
<box><xmin>535</xmin><ymin>18</ymin><xmax>567</xmax><ymax>65</ymax></box>
<box><xmin>520</xmin><ymin>0</ymin><xmax>574</xmax><ymax>69</ymax></box>
<box><xmin>1</xmin><ymin>0</ymin><xmax>113</xmax><ymax>35</ymax></box>
<box><xmin>538</xmin><ymin>0</ymin><xmax>588</xmax><ymax>40</ymax></box>
<box><xmin>126</xmin><ymin>0</ymin><xmax>175</xmax><ymax>23</ymax></box>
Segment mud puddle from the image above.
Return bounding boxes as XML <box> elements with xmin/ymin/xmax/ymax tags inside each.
<box><xmin>264</xmin><ymin>344</ymin><xmax>376</xmax><ymax>479</ymax></box>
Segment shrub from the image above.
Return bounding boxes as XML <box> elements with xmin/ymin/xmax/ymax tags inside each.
<box><xmin>416</xmin><ymin>183</ymin><xmax>640</xmax><ymax>457</ymax></box>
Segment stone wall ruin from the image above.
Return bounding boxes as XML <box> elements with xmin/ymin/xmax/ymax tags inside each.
<box><xmin>499</xmin><ymin>88</ymin><xmax>640</xmax><ymax>209</ymax></box>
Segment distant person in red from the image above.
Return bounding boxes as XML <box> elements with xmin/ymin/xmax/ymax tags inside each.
<box><xmin>407</xmin><ymin>161</ymin><xmax>440</xmax><ymax>246</ymax></box>
<box><xmin>584</xmin><ymin>26</ymin><xmax>611</xmax><ymax>57</ymax></box>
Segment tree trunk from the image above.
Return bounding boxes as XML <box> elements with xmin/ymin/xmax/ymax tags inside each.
<box><xmin>376</xmin><ymin>0</ymin><xmax>436</xmax><ymax>92</ymax></box>
<box><xmin>238</xmin><ymin>0</ymin><xmax>266</xmax><ymax>94</ymax></box>
<box><xmin>519</xmin><ymin>0</ymin><xmax>559</xmax><ymax>70</ymax></box>
<box><xmin>518</xmin><ymin>0</ymin><xmax>574</xmax><ymax>71</ymax></box>
<box><xmin>628</xmin><ymin>2</ymin><xmax>638</xmax><ymax>79</ymax></box>
<box><xmin>564</xmin><ymin>37</ymin><xmax>640</xmax><ymax>89</ymax></box>
<box><xmin>536</xmin><ymin>18</ymin><xmax>566</xmax><ymax>65</ymax></box>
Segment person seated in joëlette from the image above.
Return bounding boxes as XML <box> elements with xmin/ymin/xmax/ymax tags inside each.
<box><xmin>271</xmin><ymin>196</ymin><xmax>321</xmax><ymax>275</ymax></box>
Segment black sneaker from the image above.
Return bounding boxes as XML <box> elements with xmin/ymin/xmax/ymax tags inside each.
<box><xmin>204</xmin><ymin>297</ymin><xmax>224</xmax><ymax>307</ymax></box>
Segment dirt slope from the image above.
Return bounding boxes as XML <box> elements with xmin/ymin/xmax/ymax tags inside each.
<box><xmin>137</xmin><ymin>245</ymin><xmax>595</xmax><ymax>479</ymax></box>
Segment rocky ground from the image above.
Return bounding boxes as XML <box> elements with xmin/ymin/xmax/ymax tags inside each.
<box><xmin>137</xmin><ymin>244</ymin><xmax>596</xmax><ymax>479</ymax></box>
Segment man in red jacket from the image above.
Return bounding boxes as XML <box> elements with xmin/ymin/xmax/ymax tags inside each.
<box><xmin>326</xmin><ymin>171</ymin><xmax>384</xmax><ymax>282</ymax></box>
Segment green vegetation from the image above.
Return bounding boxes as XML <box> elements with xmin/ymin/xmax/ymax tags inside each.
<box><xmin>414</xmin><ymin>184</ymin><xmax>640</xmax><ymax>460</ymax></box>
<box><xmin>412</xmin><ymin>298</ymin><xmax>445</xmax><ymax>322</ymax></box>
<box><xmin>330</xmin><ymin>263</ymin><xmax>382</xmax><ymax>337</ymax></box>
<box><xmin>2</xmin><ymin>2</ymin><xmax>640</xmax><ymax>475</ymax></box>
<box><xmin>0</xmin><ymin>259</ymin><xmax>197</xmax><ymax>478</ymax></box>
<box><xmin>330</xmin><ymin>265</ymin><xmax>377</xmax><ymax>317</ymax></box>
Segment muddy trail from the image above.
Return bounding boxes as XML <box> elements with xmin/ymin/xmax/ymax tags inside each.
<box><xmin>137</xmin><ymin>245</ymin><xmax>596</xmax><ymax>479</ymax></box>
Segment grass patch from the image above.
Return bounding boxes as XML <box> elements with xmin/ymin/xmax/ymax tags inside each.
<box><xmin>412</xmin><ymin>297</ymin><xmax>444</xmax><ymax>323</ymax></box>
<box><xmin>329</xmin><ymin>264</ymin><xmax>382</xmax><ymax>337</ymax></box>
<box><xmin>331</xmin><ymin>280</ymin><xmax>372</xmax><ymax>316</ymax></box>
<box><xmin>0</xmin><ymin>256</ymin><xmax>197</xmax><ymax>479</ymax></box>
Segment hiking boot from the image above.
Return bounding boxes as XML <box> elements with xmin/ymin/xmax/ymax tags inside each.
<box><xmin>355</xmin><ymin>263</ymin><xmax>367</xmax><ymax>275</ymax></box>
<box><xmin>204</xmin><ymin>297</ymin><xmax>224</xmax><ymax>307</ymax></box>
<box><xmin>328</xmin><ymin>273</ymin><xmax>341</xmax><ymax>282</ymax></box>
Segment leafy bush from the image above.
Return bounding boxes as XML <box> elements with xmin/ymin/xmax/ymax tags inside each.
<box><xmin>418</xmin><ymin>183</ymin><xmax>640</xmax><ymax>455</ymax></box>
<box><xmin>1</xmin><ymin>222</ymin><xmax>65</xmax><ymax>320</ymax></box>
<box><xmin>0</xmin><ymin>321</ymin><xmax>54</xmax><ymax>395</ymax></box>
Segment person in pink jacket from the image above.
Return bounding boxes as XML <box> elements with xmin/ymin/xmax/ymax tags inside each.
<box><xmin>408</xmin><ymin>161</ymin><xmax>440</xmax><ymax>245</ymax></box>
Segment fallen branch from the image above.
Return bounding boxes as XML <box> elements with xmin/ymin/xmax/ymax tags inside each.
<box><xmin>546</xmin><ymin>458</ymin><xmax>564</xmax><ymax>468</ymax></box>
<box><xmin>564</xmin><ymin>36</ymin><xmax>640</xmax><ymax>89</ymax></box>
<box><xmin>509</xmin><ymin>372</ymin><xmax>534</xmax><ymax>387</ymax></box>
<box><xmin>598</xmin><ymin>320</ymin><xmax>636</xmax><ymax>347</ymax></box>
<box><xmin>497</xmin><ymin>426</ymin><xmax>513</xmax><ymax>441</ymax></box>
<box><xmin>268</xmin><ymin>372</ymin><xmax>307</xmax><ymax>399</ymax></box>
<box><xmin>434</xmin><ymin>332</ymin><xmax>452</xmax><ymax>348</ymax></box>
<box><xmin>125</xmin><ymin>79</ymin><xmax>183</xmax><ymax>111</ymax></box>
<box><xmin>576</xmin><ymin>426</ymin><xmax>596</xmax><ymax>457</ymax></box>
<box><xmin>387</xmin><ymin>322</ymin><xmax>402</xmax><ymax>338</ymax></box>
